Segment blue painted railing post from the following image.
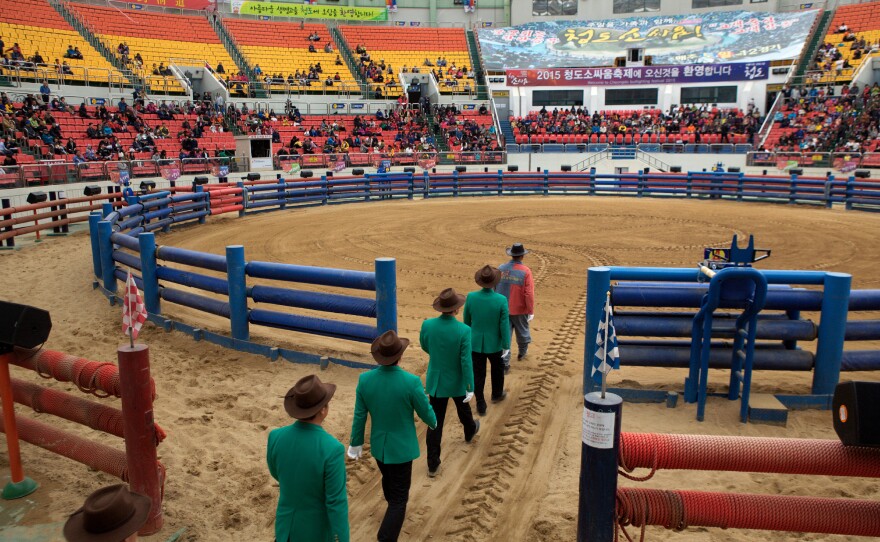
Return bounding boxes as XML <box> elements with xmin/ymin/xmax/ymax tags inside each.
<box><xmin>736</xmin><ymin>172</ymin><xmax>744</xmax><ymax>201</ymax></box>
<box><xmin>845</xmin><ymin>176</ymin><xmax>855</xmax><ymax>210</ymax></box>
<box><xmin>407</xmin><ymin>173</ymin><xmax>414</xmax><ymax>200</ymax></box>
<box><xmin>194</xmin><ymin>185</ymin><xmax>207</xmax><ymax>224</ymax></box>
<box><xmin>789</xmin><ymin>173</ymin><xmax>797</xmax><ymax>204</ymax></box>
<box><xmin>237</xmin><ymin>181</ymin><xmax>247</xmax><ymax>216</ymax></box>
<box><xmin>364</xmin><ymin>174</ymin><xmax>371</xmax><ymax>201</ymax></box>
<box><xmin>97</xmin><ymin>220</ymin><xmax>117</xmax><ymax>294</ymax></box>
<box><xmin>88</xmin><ymin>212</ymin><xmax>103</xmax><ymax>279</ymax></box>
<box><xmin>813</xmin><ymin>272</ymin><xmax>851</xmax><ymax>395</ymax></box>
<box><xmin>577</xmin><ymin>391</ymin><xmax>621</xmax><ymax>542</ymax></box>
<box><xmin>543</xmin><ymin>169</ymin><xmax>549</xmax><ymax>196</ymax></box>
<box><xmin>138</xmin><ymin>232</ymin><xmax>160</xmax><ymax>315</ymax></box>
<box><xmin>102</xmin><ymin>202</ymin><xmax>114</xmax><ymax>218</ymax></box>
<box><xmin>226</xmin><ymin>245</ymin><xmax>249</xmax><ymax>342</ymax></box>
<box><xmin>277</xmin><ymin>177</ymin><xmax>286</xmax><ymax>210</ymax></box>
<box><xmin>686</xmin><ymin>172</ymin><xmax>693</xmax><ymax>198</ymax></box>
<box><xmin>637</xmin><ymin>170</ymin><xmax>644</xmax><ymax>198</ymax></box>
<box><xmin>453</xmin><ymin>170</ymin><xmax>459</xmax><ymax>197</ymax></box>
<box><xmin>422</xmin><ymin>171</ymin><xmax>430</xmax><ymax>199</ymax></box>
<box><xmin>375</xmin><ymin>257</ymin><xmax>397</xmax><ymax>335</ymax></box>
<box><xmin>824</xmin><ymin>175</ymin><xmax>835</xmax><ymax>209</ymax></box>
<box><xmin>585</xmin><ymin>267</ymin><xmax>611</xmax><ymax>395</ymax></box>
<box><xmin>589</xmin><ymin>167</ymin><xmax>596</xmax><ymax>196</ymax></box>
<box><xmin>321</xmin><ymin>176</ymin><xmax>328</xmax><ymax>205</ymax></box>
<box><xmin>497</xmin><ymin>169</ymin><xmax>503</xmax><ymax>196</ymax></box>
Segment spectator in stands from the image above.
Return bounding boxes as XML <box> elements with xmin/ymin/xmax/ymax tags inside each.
<box><xmin>3</xmin><ymin>152</ymin><xmax>17</xmax><ymax>167</ymax></box>
<box><xmin>216</xmin><ymin>62</ymin><xmax>225</xmax><ymax>74</ymax></box>
<box><xmin>324</xmin><ymin>42</ymin><xmax>333</xmax><ymax>53</ymax></box>
<box><xmin>39</xmin><ymin>82</ymin><xmax>50</xmax><ymax>105</ymax></box>
<box><xmin>31</xmin><ymin>51</ymin><xmax>45</xmax><ymax>66</ymax></box>
<box><xmin>837</xmin><ymin>22</ymin><xmax>849</xmax><ymax>33</ymax></box>
<box><xmin>64</xmin><ymin>45</ymin><xmax>80</xmax><ymax>60</ymax></box>
<box><xmin>424</xmin><ymin>57</ymin><xmax>433</xmax><ymax>67</ymax></box>
<box><xmin>72</xmin><ymin>150</ymin><xmax>85</xmax><ymax>166</ymax></box>
<box><xmin>309</xmin><ymin>43</ymin><xmax>317</xmax><ymax>53</ymax></box>
<box><xmin>65</xmin><ymin>137</ymin><xmax>77</xmax><ymax>155</ymax></box>
<box><xmin>60</xmin><ymin>62</ymin><xmax>73</xmax><ymax>76</ymax></box>
<box><xmin>844</xmin><ymin>30</ymin><xmax>857</xmax><ymax>42</ymax></box>
<box><xmin>133</xmin><ymin>53</ymin><xmax>144</xmax><ymax>70</ymax></box>
<box><xmin>118</xmin><ymin>98</ymin><xmax>128</xmax><ymax>114</ymax></box>
<box><xmin>309</xmin><ymin>31</ymin><xmax>321</xmax><ymax>42</ymax></box>
<box><xmin>7</xmin><ymin>43</ymin><xmax>24</xmax><ymax>62</ymax></box>
<box><xmin>335</xmin><ymin>55</ymin><xmax>344</xmax><ymax>66</ymax></box>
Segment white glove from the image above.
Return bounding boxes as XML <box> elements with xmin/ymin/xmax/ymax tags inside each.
<box><xmin>527</xmin><ymin>314</ymin><xmax>534</xmax><ymax>322</ymax></box>
<box><xmin>463</xmin><ymin>391</ymin><xmax>474</xmax><ymax>403</ymax></box>
<box><xmin>347</xmin><ymin>445</ymin><xmax>363</xmax><ymax>460</ymax></box>
<box><xmin>501</xmin><ymin>349</ymin><xmax>510</xmax><ymax>359</ymax></box>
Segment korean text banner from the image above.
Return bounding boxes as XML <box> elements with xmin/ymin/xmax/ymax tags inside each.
<box><xmin>506</xmin><ymin>61</ymin><xmax>770</xmax><ymax>87</ymax></box>
<box><xmin>127</xmin><ymin>0</ymin><xmax>212</xmax><ymax>9</ymax></box>
<box><xmin>477</xmin><ymin>10</ymin><xmax>818</xmax><ymax>70</ymax></box>
<box><xmin>235</xmin><ymin>1</ymin><xmax>388</xmax><ymax>21</ymax></box>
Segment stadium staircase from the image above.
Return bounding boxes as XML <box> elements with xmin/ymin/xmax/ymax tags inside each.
<box><xmin>329</xmin><ymin>26</ymin><xmax>371</xmax><ymax>99</ymax></box>
<box><xmin>575</xmin><ymin>148</ymin><xmax>671</xmax><ymax>172</ymax></box>
<box><xmin>794</xmin><ymin>9</ymin><xmax>834</xmax><ymax>79</ymax></box>
<box><xmin>499</xmin><ymin>118</ymin><xmax>516</xmax><ymax>148</ymax></box>
<box><xmin>213</xmin><ymin>16</ymin><xmax>260</xmax><ymax>97</ymax></box>
<box><xmin>49</xmin><ymin>0</ymin><xmax>141</xmax><ymax>88</ymax></box>
<box><xmin>466</xmin><ymin>30</ymin><xmax>489</xmax><ymax>100</ymax></box>
<box><xmin>611</xmin><ymin>146</ymin><xmax>637</xmax><ymax>160</ymax></box>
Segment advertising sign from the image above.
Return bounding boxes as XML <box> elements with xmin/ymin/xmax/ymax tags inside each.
<box><xmin>234</xmin><ymin>1</ymin><xmax>388</xmax><ymax>21</ymax></box>
<box><xmin>506</xmin><ymin>61</ymin><xmax>769</xmax><ymax>87</ymax></box>
<box><xmin>477</xmin><ymin>10</ymin><xmax>818</xmax><ymax>70</ymax></box>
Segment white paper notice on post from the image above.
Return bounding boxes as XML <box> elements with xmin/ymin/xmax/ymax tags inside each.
<box><xmin>582</xmin><ymin>407</ymin><xmax>615</xmax><ymax>449</ymax></box>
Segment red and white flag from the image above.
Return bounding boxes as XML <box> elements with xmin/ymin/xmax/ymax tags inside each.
<box><xmin>122</xmin><ymin>270</ymin><xmax>147</xmax><ymax>340</ymax></box>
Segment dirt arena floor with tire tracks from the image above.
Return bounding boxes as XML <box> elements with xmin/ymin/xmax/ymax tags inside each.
<box><xmin>1</xmin><ymin>196</ymin><xmax>879</xmax><ymax>541</ymax></box>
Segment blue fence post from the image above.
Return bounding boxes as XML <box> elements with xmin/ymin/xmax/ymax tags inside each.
<box><xmin>375</xmin><ymin>257</ymin><xmax>397</xmax><ymax>335</ymax></box>
<box><xmin>845</xmin><ymin>176</ymin><xmax>855</xmax><ymax>210</ymax></box>
<box><xmin>737</xmin><ymin>172</ymin><xmax>744</xmax><ymax>201</ymax></box>
<box><xmin>278</xmin><ymin>177</ymin><xmax>286</xmax><ymax>210</ymax></box>
<box><xmin>194</xmin><ymin>184</ymin><xmax>207</xmax><ymax>224</ymax></box>
<box><xmin>589</xmin><ymin>167</ymin><xmax>596</xmax><ymax>196</ymax></box>
<box><xmin>497</xmin><ymin>169</ymin><xmax>503</xmax><ymax>196</ymax></box>
<box><xmin>453</xmin><ymin>169</ymin><xmax>459</xmax><ymax>197</ymax></box>
<box><xmin>102</xmin><ymin>202</ymin><xmax>114</xmax><ymax>218</ymax></box>
<box><xmin>824</xmin><ymin>175</ymin><xmax>835</xmax><ymax>209</ymax></box>
<box><xmin>138</xmin><ymin>232</ymin><xmax>160</xmax><ymax>315</ymax></box>
<box><xmin>543</xmin><ymin>169</ymin><xmax>549</xmax><ymax>196</ymax></box>
<box><xmin>407</xmin><ymin>172</ymin><xmax>414</xmax><ymax>200</ymax></box>
<box><xmin>585</xmin><ymin>267</ymin><xmax>611</xmax><ymax>395</ymax></box>
<box><xmin>226</xmin><ymin>245</ymin><xmax>249</xmax><ymax>342</ymax></box>
<box><xmin>813</xmin><ymin>272</ymin><xmax>852</xmax><ymax>395</ymax></box>
<box><xmin>576</xmin><ymin>391</ymin><xmax>622</xmax><ymax>542</ymax></box>
<box><xmin>364</xmin><ymin>173</ymin><xmax>371</xmax><ymax>201</ymax></box>
<box><xmin>637</xmin><ymin>170</ymin><xmax>644</xmax><ymax>198</ymax></box>
<box><xmin>321</xmin><ymin>175</ymin><xmax>329</xmax><ymax>205</ymax></box>
<box><xmin>686</xmin><ymin>172</ymin><xmax>693</xmax><ymax>198</ymax></box>
<box><xmin>423</xmin><ymin>170</ymin><xmax>430</xmax><ymax>199</ymax></box>
<box><xmin>88</xmin><ymin>212</ymin><xmax>103</xmax><ymax>279</ymax></box>
<box><xmin>789</xmin><ymin>173</ymin><xmax>797</xmax><ymax>204</ymax></box>
<box><xmin>97</xmin><ymin>220</ymin><xmax>117</xmax><ymax>295</ymax></box>
<box><xmin>237</xmin><ymin>181</ymin><xmax>247</xmax><ymax>215</ymax></box>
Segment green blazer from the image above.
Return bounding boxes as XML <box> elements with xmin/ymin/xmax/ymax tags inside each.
<box><xmin>350</xmin><ymin>365</ymin><xmax>437</xmax><ymax>464</ymax></box>
<box><xmin>420</xmin><ymin>314</ymin><xmax>474</xmax><ymax>398</ymax></box>
<box><xmin>463</xmin><ymin>288</ymin><xmax>512</xmax><ymax>354</ymax></box>
<box><xmin>267</xmin><ymin>421</ymin><xmax>350</xmax><ymax>542</ymax></box>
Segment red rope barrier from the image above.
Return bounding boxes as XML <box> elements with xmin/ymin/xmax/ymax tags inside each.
<box><xmin>617</xmin><ymin>488</ymin><xmax>880</xmax><ymax>537</ymax></box>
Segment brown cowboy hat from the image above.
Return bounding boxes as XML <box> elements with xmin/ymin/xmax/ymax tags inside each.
<box><xmin>284</xmin><ymin>375</ymin><xmax>337</xmax><ymax>419</ymax></box>
<box><xmin>371</xmin><ymin>330</ymin><xmax>410</xmax><ymax>365</ymax></box>
<box><xmin>475</xmin><ymin>265</ymin><xmax>501</xmax><ymax>288</ymax></box>
<box><xmin>63</xmin><ymin>484</ymin><xmax>152</xmax><ymax>542</ymax></box>
<box><xmin>433</xmin><ymin>287</ymin><xmax>466</xmax><ymax>313</ymax></box>
<box><xmin>506</xmin><ymin>243</ymin><xmax>530</xmax><ymax>257</ymax></box>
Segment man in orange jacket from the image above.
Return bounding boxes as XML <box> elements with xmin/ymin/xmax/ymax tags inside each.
<box><xmin>495</xmin><ymin>243</ymin><xmax>535</xmax><ymax>372</ymax></box>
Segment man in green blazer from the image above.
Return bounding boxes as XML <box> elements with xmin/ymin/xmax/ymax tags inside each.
<box><xmin>419</xmin><ymin>287</ymin><xmax>480</xmax><ymax>477</ymax></box>
<box><xmin>348</xmin><ymin>330</ymin><xmax>437</xmax><ymax>542</ymax></box>
<box><xmin>267</xmin><ymin>375</ymin><xmax>349</xmax><ymax>542</ymax></box>
<box><xmin>464</xmin><ymin>265</ymin><xmax>512</xmax><ymax>416</ymax></box>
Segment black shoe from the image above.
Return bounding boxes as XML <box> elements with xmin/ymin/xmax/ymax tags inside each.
<box><xmin>428</xmin><ymin>465</ymin><xmax>440</xmax><ymax>478</ymax></box>
<box><xmin>517</xmin><ymin>351</ymin><xmax>527</xmax><ymax>361</ymax></box>
<box><xmin>466</xmin><ymin>420</ymin><xmax>480</xmax><ymax>443</ymax></box>
<box><xmin>477</xmin><ymin>403</ymin><xmax>487</xmax><ymax>416</ymax></box>
<box><xmin>503</xmin><ymin>365</ymin><xmax>510</xmax><ymax>375</ymax></box>
<box><xmin>491</xmin><ymin>390</ymin><xmax>508</xmax><ymax>403</ymax></box>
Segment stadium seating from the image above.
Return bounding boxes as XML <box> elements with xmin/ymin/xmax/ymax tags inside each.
<box><xmin>68</xmin><ymin>4</ymin><xmax>237</xmax><ymax>94</ymax></box>
<box><xmin>222</xmin><ymin>20</ymin><xmax>358</xmax><ymax>94</ymax></box>
<box><xmin>338</xmin><ymin>26</ymin><xmax>475</xmax><ymax>96</ymax></box>
<box><xmin>816</xmin><ymin>0</ymin><xmax>880</xmax><ymax>82</ymax></box>
<box><xmin>0</xmin><ymin>0</ymin><xmax>122</xmax><ymax>84</ymax></box>
<box><xmin>437</xmin><ymin>106</ymin><xmax>500</xmax><ymax>153</ymax></box>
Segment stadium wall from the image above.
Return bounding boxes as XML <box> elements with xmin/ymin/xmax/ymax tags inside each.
<box><xmin>506</xmin><ymin>152</ymin><xmax>746</xmax><ymax>173</ymax></box>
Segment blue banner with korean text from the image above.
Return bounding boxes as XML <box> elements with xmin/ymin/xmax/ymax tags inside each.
<box><xmin>478</xmin><ymin>10</ymin><xmax>818</xmax><ymax>70</ymax></box>
<box><xmin>506</xmin><ymin>61</ymin><xmax>769</xmax><ymax>87</ymax></box>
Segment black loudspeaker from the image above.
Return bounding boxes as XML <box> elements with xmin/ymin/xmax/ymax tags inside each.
<box><xmin>789</xmin><ymin>168</ymin><xmax>804</xmax><ymax>176</ymax></box>
<box><xmin>26</xmin><ymin>192</ymin><xmax>47</xmax><ymax>204</ymax></box>
<box><xmin>84</xmin><ymin>185</ymin><xmax>102</xmax><ymax>196</ymax></box>
<box><xmin>643</xmin><ymin>167</ymin><xmax>650</xmax><ymax>174</ymax></box>
<box><xmin>508</xmin><ymin>165</ymin><xmax>519</xmax><ymax>172</ymax></box>
<box><xmin>193</xmin><ymin>176</ymin><xmax>209</xmax><ymax>185</ymax></box>
<box><xmin>325</xmin><ymin>171</ymin><xmax>334</xmax><ymax>177</ymax></box>
<box><xmin>455</xmin><ymin>166</ymin><xmax>467</xmax><ymax>173</ymax></box>
<box><xmin>140</xmin><ymin>180</ymin><xmax>156</xmax><ymax>191</ymax></box>
<box><xmin>855</xmin><ymin>170</ymin><xmax>871</xmax><ymax>179</ymax></box>
<box><xmin>833</xmin><ymin>381</ymin><xmax>880</xmax><ymax>447</ymax></box>
<box><xmin>352</xmin><ymin>168</ymin><xmax>365</xmax><ymax>175</ymax></box>
<box><xmin>247</xmin><ymin>173</ymin><xmax>261</xmax><ymax>181</ymax></box>
<box><xmin>728</xmin><ymin>167</ymin><xmax>741</xmax><ymax>173</ymax></box>
<box><xmin>670</xmin><ymin>166</ymin><xmax>682</xmax><ymax>173</ymax></box>
<box><xmin>0</xmin><ymin>302</ymin><xmax>52</xmax><ymax>351</ymax></box>
<box><xmin>561</xmin><ymin>165</ymin><xmax>572</xmax><ymax>172</ymax></box>
<box><xmin>300</xmin><ymin>170</ymin><xmax>314</xmax><ymax>178</ymax></box>
<box><xmin>403</xmin><ymin>167</ymin><xmax>416</xmax><ymax>173</ymax></box>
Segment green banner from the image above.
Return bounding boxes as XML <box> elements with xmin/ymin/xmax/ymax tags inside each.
<box><xmin>236</xmin><ymin>2</ymin><xmax>388</xmax><ymax>21</ymax></box>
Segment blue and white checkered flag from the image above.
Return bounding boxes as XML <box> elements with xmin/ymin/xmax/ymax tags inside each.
<box><xmin>591</xmin><ymin>295</ymin><xmax>620</xmax><ymax>387</ymax></box>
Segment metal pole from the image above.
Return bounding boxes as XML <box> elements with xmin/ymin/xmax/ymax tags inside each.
<box><xmin>88</xmin><ymin>212</ymin><xmax>103</xmax><ymax>278</ymax></box>
<box><xmin>814</xmin><ymin>272</ymin><xmax>851</xmax><ymax>394</ymax></box>
<box><xmin>0</xmin><ymin>353</ymin><xmax>38</xmax><ymax>499</ymax></box>
<box><xmin>226</xmin><ymin>245</ymin><xmax>249</xmax><ymax>341</ymax></box>
<box><xmin>1</xmin><ymin>199</ymin><xmax>13</xmax><ymax>248</ymax></box>
<box><xmin>97</xmin><ymin>220</ymin><xmax>117</xmax><ymax>294</ymax></box>
<box><xmin>585</xmin><ymin>267</ymin><xmax>611</xmax><ymax>395</ymax></box>
<box><xmin>138</xmin><ymin>233</ymin><xmax>160</xmax><ymax>315</ymax></box>
<box><xmin>375</xmin><ymin>257</ymin><xmax>398</xmax><ymax>335</ymax></box>
<box><xmin>116</xmin><ymin>344</ymin><xmax>163</xmax><ymax>534</ymax></box>
<box><xmin>576</xmin><ymin>391</ymin><xmax>622</xmax><ymax>542</ymax></box>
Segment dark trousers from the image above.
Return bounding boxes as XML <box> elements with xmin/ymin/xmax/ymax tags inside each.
<box><xmin>375</xmin><ymin>459</ymin><xmax>412</xmax><ymax>542</ymax></box>
<box><xmin>426</xmin><ymin>395</ymin><xmax>476</xmax><ymax>471</ymax></box>
<box><xmin>472</xmin><ymin>350</ymin><xmax>505</xmax><ymax>410</ymax></box>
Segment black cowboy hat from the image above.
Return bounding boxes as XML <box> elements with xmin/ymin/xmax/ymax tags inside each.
<box><xmin>284</xmin><ymin>375</ymin><xmax>337</xmax><ymax>419</ymax></box>
<box><xmin>63</xmin><ymin>484</ymin><xmax>152</xmax><ymax>542</ymax></box>
<box><xmin>433</xmin><ymin>287</ymin><xmax>466</xmax><ymax>313</ymax></box>
<box><xmin>371</xmin><ymin>330</ymin><xmax>410</xmax><ymax>365</ymax></box>
<box><xmin>474</xmin><ymin>265</ymin><xmax>502</xmax><ymax>288</ymax></box>
<box><xmin>506</xmin><ymin>243</ymin><xmax>530</xmax><ymax>257</ymax></box>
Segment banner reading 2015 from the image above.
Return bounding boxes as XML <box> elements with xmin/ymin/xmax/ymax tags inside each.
<box><xmin>506</xmin><ymin>61</ymin><xmax>770</xmax><ymax>87</ymax></box>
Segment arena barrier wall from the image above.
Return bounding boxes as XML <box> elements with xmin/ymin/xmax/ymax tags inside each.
<box><xmin>584</xmin><ymin>266</ymin><xmax>880</xmax><ymax>421</ymax></box>
<box><xmin>0</xmin><ymin>346</ymin><xmax>165</xmax><ymax>534</ymax></box>
<box><xmin>576</xmin><ymin>395</ymin><xmax>880</xmax><ymax>541</ymax></box>
<box><xmin>89</xmin><ymin>186</ymin><xmax>397</xmax><ymax>367</ymax></box>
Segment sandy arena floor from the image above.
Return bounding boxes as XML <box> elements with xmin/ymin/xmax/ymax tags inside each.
<box><xmin>1</xmin><ymin>196</ymin><xmax>879</xmax><ymax>541</ymax></box>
